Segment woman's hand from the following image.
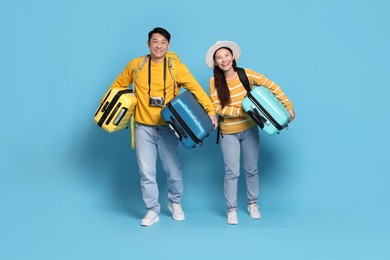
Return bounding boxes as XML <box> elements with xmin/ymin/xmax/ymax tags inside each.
<box><xmin>288</xmin><ymin>109</ymin><xmax>296</xmax><ymax>122</ymax></box>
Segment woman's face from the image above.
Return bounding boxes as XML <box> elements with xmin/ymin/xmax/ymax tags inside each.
<box><xmin>214</xmin><ymin>48</ymin><xmax>235</xmax><ymax>72</ymax></box>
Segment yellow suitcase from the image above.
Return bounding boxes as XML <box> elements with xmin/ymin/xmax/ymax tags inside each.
<box><xmin>94</xmin><ymin>88</ymin><xmax>137</xmax><ymax>133</ymax></box>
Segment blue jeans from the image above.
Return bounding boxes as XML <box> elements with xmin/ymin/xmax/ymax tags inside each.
<box><xmin>135</xmin><ymin>122</ymin><xmax>183</xmax><ymax>214</ymax></box>
<box><xmin>220</xmin><ymin>126</ymin><xmax>260</xmax><ymax>210</ymax></box>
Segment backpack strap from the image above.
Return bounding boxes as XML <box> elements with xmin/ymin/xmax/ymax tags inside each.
<box><xmin>168</xmin><ymin>57</ymin><xmax>180</xmax><ymax>97</ymax></box>
<box><xmin>129</xmin><ymin>55</ymin><xmax>148</xmax><ymax>150</ymax></box>
<box><xmin>216</xmin><ymin>116</ymin><xmax>224</xmax><ymax>144</ymax></box>
<box><xmin>236</xmin><ymin>67</ymin><xmax>251</xmax><ymax>92</ymax></box>
<box><xmin>130</xmin><ymin>114</ymin><xmax>135</xmax><ymax>149</ymax></box>
<box><xmin>132</xmin><ymin>55</ymin><xmax>149</xmax><ymax>93</ymax></box>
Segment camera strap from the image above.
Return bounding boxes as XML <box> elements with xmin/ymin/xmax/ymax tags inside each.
<box><xmin>148</xmin><ymin>57</ymin><xmax>167</xmax><ymax>99</ymax></box>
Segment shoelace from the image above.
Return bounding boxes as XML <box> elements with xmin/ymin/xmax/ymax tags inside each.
<box><xmin>227</xmin><ymin>211</ymin><xmax>237</xmax><ymax>218</ymax></box>
<box><xmin>227</xmin><ymin>211</ymin><xmax>237</xmax><ymax>223</ymax></box>
<box><xmin>249</xmin><ymin>205</ymin><xmax>258</xmax><ymax>214</ymax></box>
<box><xmin>172</xmin><ymin>205</ymin><xmax>184</xmax><ymax>214</ymax></box>
<box><xmin>145</xmin><ymin>212</ymin><xmax>156</xmax><ymax>220</ymax></box>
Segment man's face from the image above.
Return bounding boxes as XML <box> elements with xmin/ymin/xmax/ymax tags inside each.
<box><xmin>148</xmin><ymin>33</ymin><xmax>170</xmax><ymax>62</ymax></box>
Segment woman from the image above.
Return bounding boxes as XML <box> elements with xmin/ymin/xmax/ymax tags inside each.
<box><xmin>205</xmin><ymin>41</ymin><xmax>295</xmax><ymax>225</ymax></box>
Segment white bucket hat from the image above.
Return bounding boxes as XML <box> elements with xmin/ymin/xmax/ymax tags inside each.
<box><xmin>205</xmin><ymin>40</ymin><xmax>241</xmax><ymax>69</ymax></box>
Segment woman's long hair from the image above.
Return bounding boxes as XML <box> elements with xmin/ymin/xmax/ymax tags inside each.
<box><xmin>213</xmin><ymin>47</ymin><xmax>237</xmax><ymax>108</ymax></box>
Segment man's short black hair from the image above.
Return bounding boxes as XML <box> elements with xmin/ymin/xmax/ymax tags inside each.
<box><xmin>148</xmin><ymin>27</ymin><xmax>171</xmax><ymax>42</ymax></box>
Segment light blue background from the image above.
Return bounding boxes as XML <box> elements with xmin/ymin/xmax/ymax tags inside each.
<box><xmin>1</xmin><ymin>0</ymin><xmax>389</xmax><ymax>259</ymax></box>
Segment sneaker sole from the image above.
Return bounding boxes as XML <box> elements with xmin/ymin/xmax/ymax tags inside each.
<box><xmin>227</xmin><ymin>221</ymin><xmax>238</xmax><ymax>225</ymax></box>
<box><xmin>141</xmin><ymin>217</ymin><xmax>160</xmax><ymax>227</ymax></box>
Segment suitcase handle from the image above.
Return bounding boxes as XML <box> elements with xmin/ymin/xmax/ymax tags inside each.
<box><xmin>168</xmin><ymin>116</ymin><xmax>188</xmax><ymax>140</ymax></box>
<box><xmin>247</xmin><ymin>93</ymin><xmax>286</xmax><ymax>130</ymax></box>
<box><xmin>113</xmin><ymin>107</ymin><xmax>128</xmax><ymax>126</ymax></box>
<box><xmin>168</xmin><ymin>124</ymin><xmax>181</xmax><ymax>140</ymax></box>
<box><xmin>95</xmin><ymin>90</ymin><xmax>112</xmax><ymax>116</ymax></box>
<box><xmin>247</xmin><ymin>109</ymin><xmax>267</xmax><ymax>129</ymax></box>
<box><xmin>166</xmin><ymin>102</ymin><xmax>201</xmax><ymax>144</ymax></box>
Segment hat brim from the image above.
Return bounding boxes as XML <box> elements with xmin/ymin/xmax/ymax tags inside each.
<box><xmin>205</xmin><ymin>41</ymin><xmax>241</xmax><ymax>69</ymax></box>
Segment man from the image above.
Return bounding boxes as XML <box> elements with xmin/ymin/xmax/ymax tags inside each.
<box><xmin>107</xmin><ymin>27</ymin><xmax>218</xmax><ymax>226</ymax></box>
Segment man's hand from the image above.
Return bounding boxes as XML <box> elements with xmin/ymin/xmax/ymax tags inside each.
<box><xmin>209</xmin><ymin>115</ymin><xmax>218</xmax><ymax>129</ymax></box>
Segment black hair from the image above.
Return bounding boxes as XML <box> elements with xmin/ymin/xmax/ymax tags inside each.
<box><xmin>148</xmin><ymin>27</ymin><xmax>171</xmax><ymax>42</ymax></box>
<box><xmin>213</xmin><ymin>47</ymin><xmax>237</xmax><ymax>108</ymax></box>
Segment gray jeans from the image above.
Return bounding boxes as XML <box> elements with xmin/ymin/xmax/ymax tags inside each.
<box><xmin>220</xmin><ymin>126</ymin><xmax>260</xmax><ymax>210</ymax></box>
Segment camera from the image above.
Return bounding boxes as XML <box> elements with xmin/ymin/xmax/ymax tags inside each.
<box><xmin>149</xmin><ymin>97</ymin><xmax>165</xmax><ymax>107</ymax></box>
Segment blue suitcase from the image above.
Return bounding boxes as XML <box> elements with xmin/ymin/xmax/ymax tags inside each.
<box><xmin>242</xmin><ymin>86</ymin><xmax>290</xmax><ymax>135</ymax></box>
<box><xmin>161</xmin><ymin>91</ymin><xmax>214</xmax><ymax>148</ymax></box>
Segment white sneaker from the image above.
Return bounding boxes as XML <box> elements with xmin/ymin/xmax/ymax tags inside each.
<box><xmin>226</xmin><ymin>209</ymin><xmax>238</xmax><ymax>225</ymax></box>
<box><xmin>168</xmin><ymin>202</ymin><xmax>185</xmax><ymax>221</ymax></box>
<box><xmin>140</xmin><ymin>210</ymin><xmax>159</xmax><ymax>227</ymax></box>
<box><xmin>247</xmin><ymin>204</ymin><xmax>261</xmax><ymax>219</ymax></box>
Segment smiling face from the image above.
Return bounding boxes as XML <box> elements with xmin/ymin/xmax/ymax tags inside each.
<box><xmin>148</xmin><ymin>33</ymin><xmax>170</xmax><ymax>63</ymax></box>
<box><xmin>213</xmin><ymin>47</ymin><xmax>235</xmax><ymax>72</ymax></box>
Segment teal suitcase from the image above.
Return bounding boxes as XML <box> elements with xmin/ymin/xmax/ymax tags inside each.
<box><xmin>237</xmin><ymin>68</ymin><xmax>290</xmax><ymax>135</ymax></box>
<box><xmin>242</xmin><ymin>86</ymin><xmax>290</xmax><ymax>135</ymax></box>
